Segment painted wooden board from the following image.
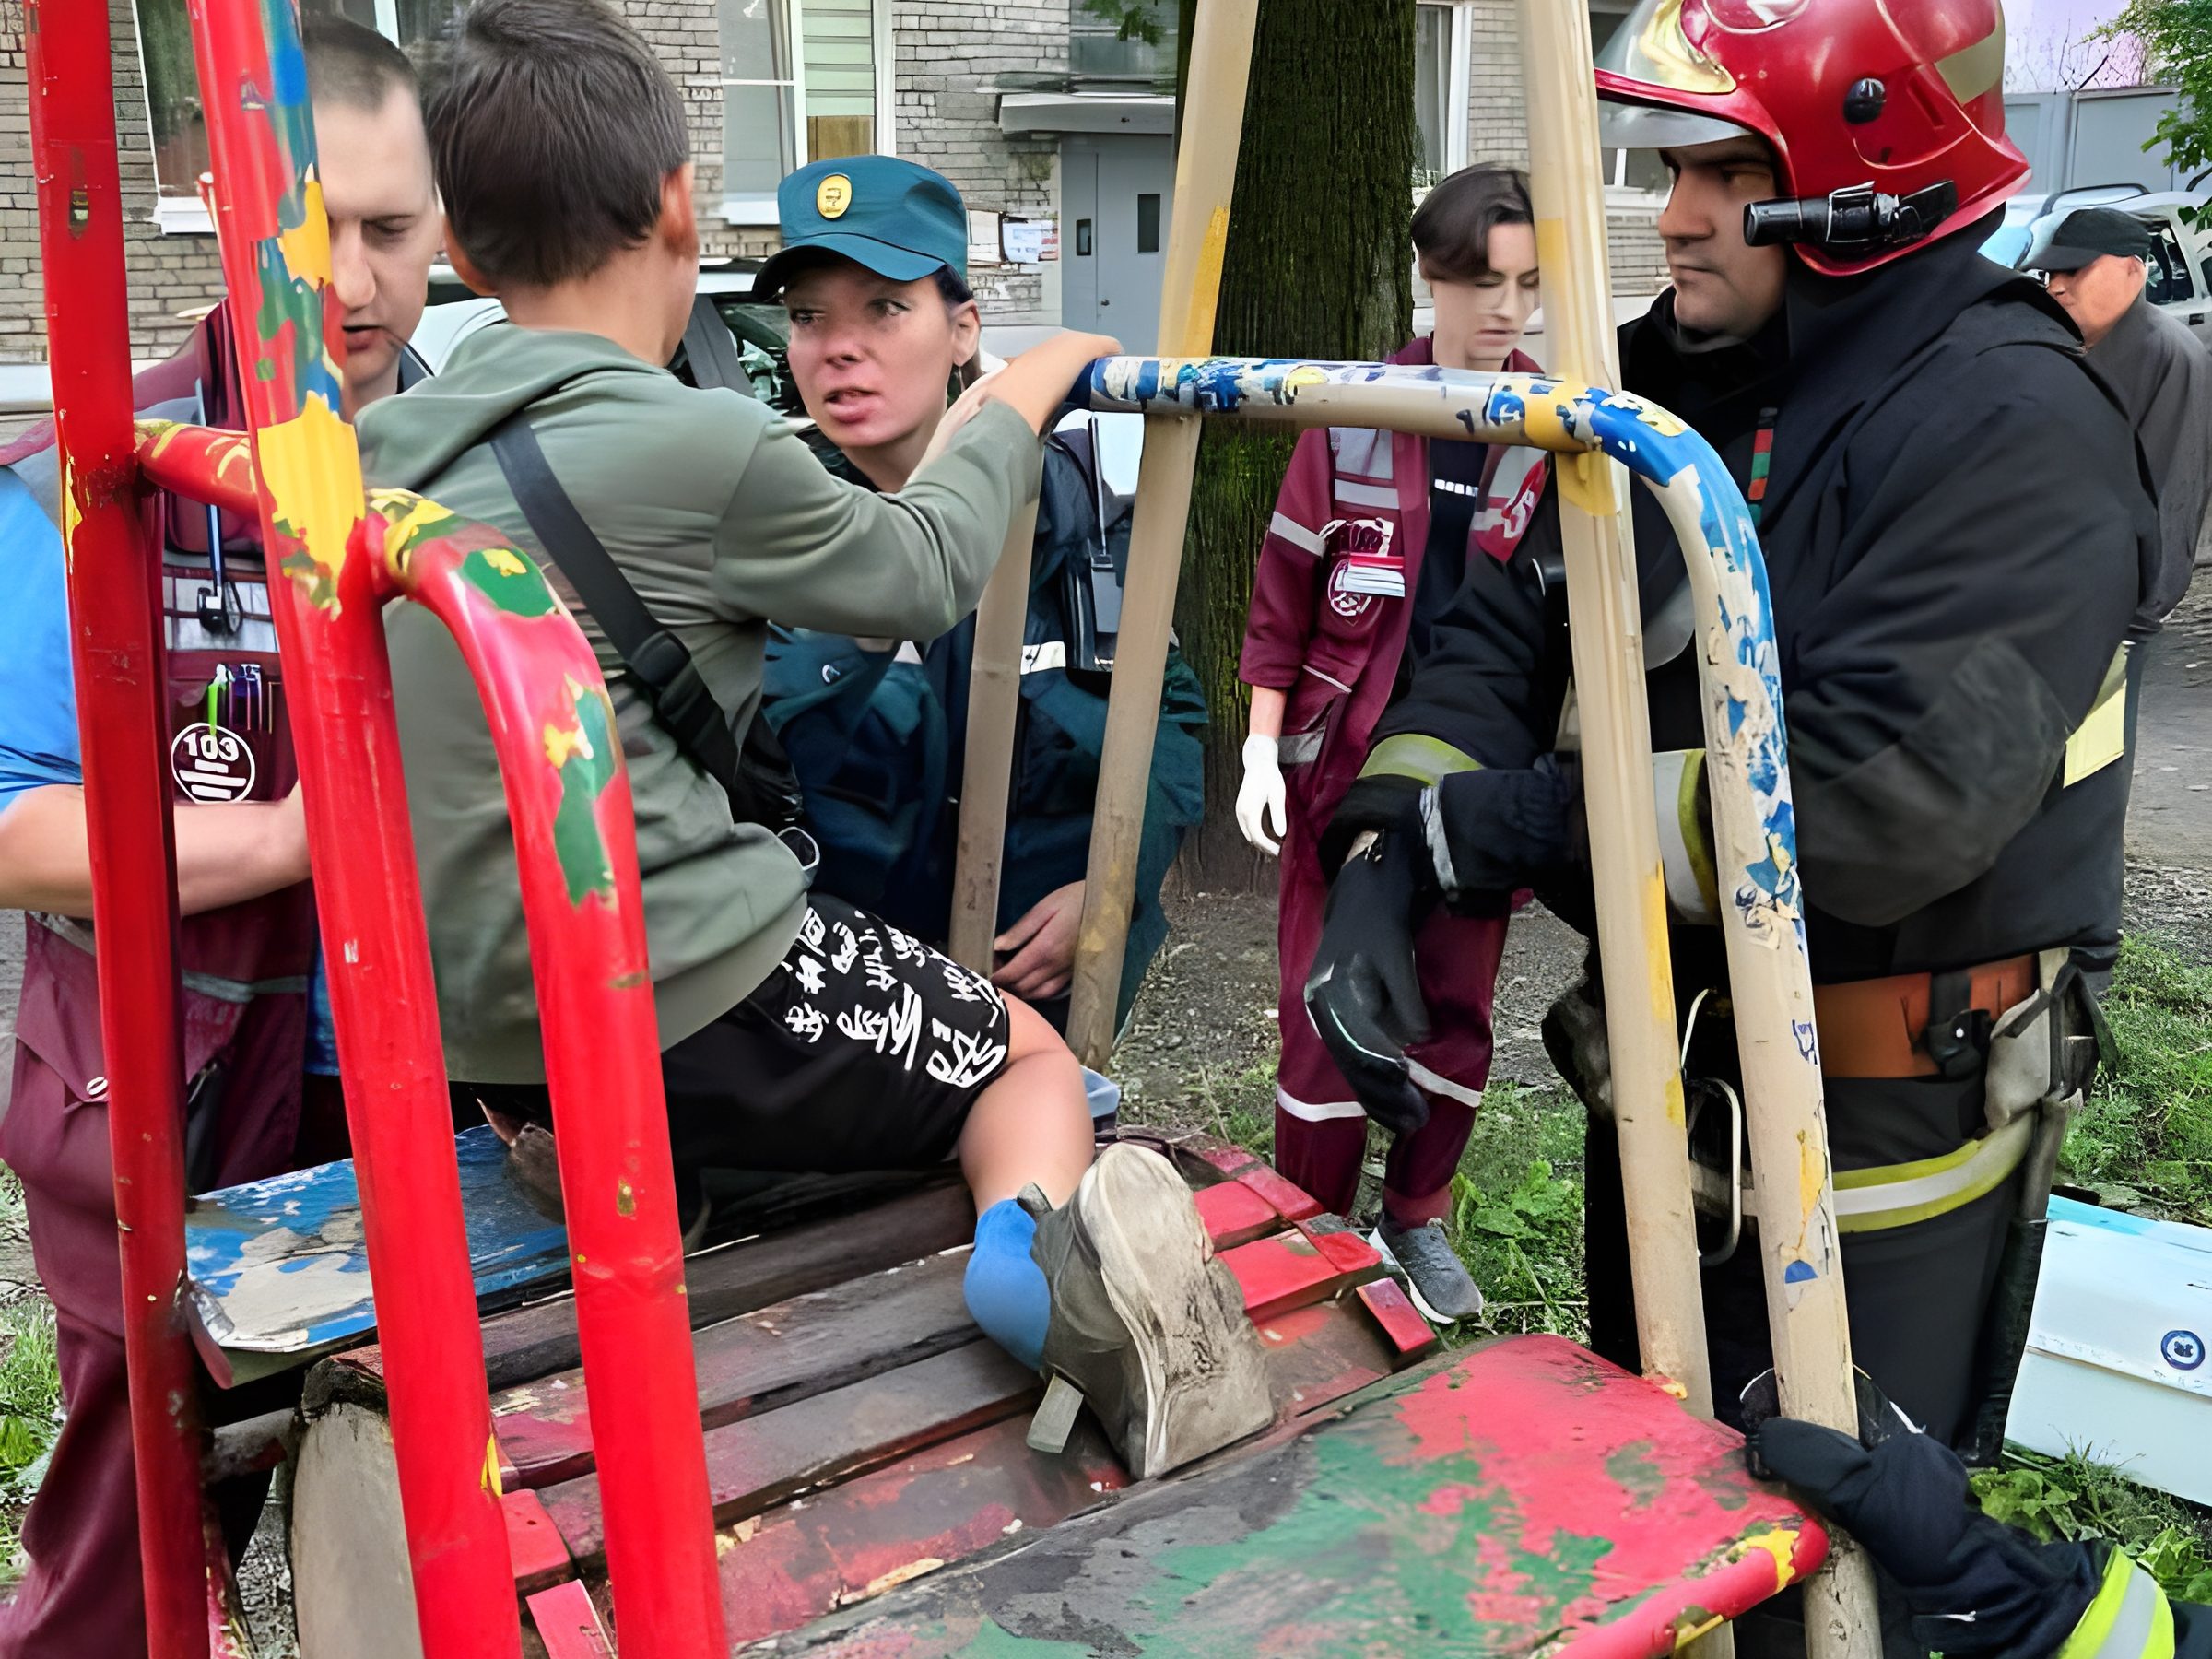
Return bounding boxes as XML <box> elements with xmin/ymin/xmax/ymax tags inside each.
<box><xmin>711</xmin><ymin>1413</ymin><xmax>1131</xmax><ymax>1649</ymax></box>
<box><xmin>524</xmin><ymin>1579</ymin><xmax>613</xmax><ymax>1659</ymax></box>
<box><xmin>501</xmin><ymin>1488</ymin><xmax>572</xmax><ymax>1595</ymax></box>
<box><xmin>1192</xmin><ymin>1179</ymin><xmax>1277</xmax><ymax>1250</ymax></box>
<box><xmin>1222</xmin><ymin>1227</ymin><xmax>1385</xmax><ymax>1322</ymax></box>
<box><xmin>185</xmin><ymin>1126</ymin><xmax>568</xmax><ymax>1385</ymax></box>
<box><xmin>322</xmin><ymin>1178</ymin><xmax>976</xmax><ymax>1399</ymax></box>
<box><xmin>537</xmin><ymin>1340</ymin><xmax>1042</xmax><ymax>1570</ymax></box>
<box><xmin>747</xmin><ymin>1335</ymin><xmax>1828</xmax><ymax>1657</ymax></box>
<box><xmin>1356</xmin><ymin>1278</ymin><xmax>1443</xmax><ymax>1366</ymax></box>
<box><xmin>675</xmin><ymin>1300</ymin><xmax>1391</xmax><ymax>1646</ymax></box>
<box><xmin>491</xmin><ymin>1247</ymin><xmax>978</xmax><ymax>1489</ymax></box>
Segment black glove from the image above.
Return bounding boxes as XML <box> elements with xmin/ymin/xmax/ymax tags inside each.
<box><xmin>1303</xmin><ymin>829</ymin><xmax>1437</xmax><ymax>1135</ymax></box>
<box><xmin>1318</xmin><ymin>773</ymin><xmax>1423</xmax><ymax>874</ymax></box>
<box><xmin>1424</xmin><ymin>754</ymin><xmax>1583</xmax><ymax>907</ymax></box>
<box><xmin>1747</xmin><ymin>1416</ymin><xmax>2100</xmax><ymax>1657</ymax></box>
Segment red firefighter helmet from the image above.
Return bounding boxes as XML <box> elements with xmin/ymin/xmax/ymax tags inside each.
<box><xmin>1594</xmin><ymin>0</ymin><xmax>2028</xmax><ymax>276</ymax></box>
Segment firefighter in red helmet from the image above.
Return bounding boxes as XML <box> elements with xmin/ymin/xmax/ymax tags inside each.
<box><xmin>1306</xmin><ymin>8</ymin><xmax>2157</xmax><ymax>1645</ymax></box>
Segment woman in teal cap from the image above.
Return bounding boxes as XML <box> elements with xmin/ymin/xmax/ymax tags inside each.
<box><xmin>757</xmin><ymin>156</ymin><xmax>1206</xmax><ymax>1037</ymax></box>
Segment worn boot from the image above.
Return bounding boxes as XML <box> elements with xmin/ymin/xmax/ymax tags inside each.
<box><xmin>1020</xmin><ymin>1143</ymin><xmax>1273</xmax><ymax>1480</ymax></box>
<box><xmin>1378</xmin><ymin>1217</ymin><xmax>1485</xmax><ymax>1322</ymax></box>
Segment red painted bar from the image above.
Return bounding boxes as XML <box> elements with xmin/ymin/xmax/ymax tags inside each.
<box><xmin>24</xmin><ymin>4</ymin><xmax>208</xmax><ymax>1651</ymax></box>
<box><xmin>135</xmin><ymin>419</ymin><xmax>261</xmax><ymax>521</ymax></box>
<box><xmin>364</xmin><ymin>491</ymin><xmax>727</xmax><ymax>1645</ymax></box>
<box><xmin>176</xmin><ymin>1</ymin><xmax>524</xmax><ymax>1651</ymax></box>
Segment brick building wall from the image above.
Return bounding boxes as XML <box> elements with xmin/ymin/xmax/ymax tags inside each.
<box><xmin>1461</xmin><ymin>0</ymin><xmax>1668</xmax><ymax>307</ymax></box>
<box><xmin>0</xmin><ymin>0</ymin><xmax>229</xmax><ymax>370</ymax></box>
<box><xmin>891</xmin><ymin>0</ymin><xmax>1067</xmax><ymax>325</ymax></box>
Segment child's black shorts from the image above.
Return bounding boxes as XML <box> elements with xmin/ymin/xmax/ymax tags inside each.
<box><xmin>463</xmin><ymin>895</ymin><xmax>1014</xmax><ymax>1178</ymax></box>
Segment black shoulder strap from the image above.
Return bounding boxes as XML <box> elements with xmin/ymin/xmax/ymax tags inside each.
<box><xmin>486</xmin><ymin>412</ymin><xmax>746</xmax><ymax>800</ymax></box>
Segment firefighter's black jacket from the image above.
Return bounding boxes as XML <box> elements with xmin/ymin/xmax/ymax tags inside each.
<box><xmin>1371</xmin><ymin>224</ymin><xmax>2159</xmax><ymax>982</ymax></box>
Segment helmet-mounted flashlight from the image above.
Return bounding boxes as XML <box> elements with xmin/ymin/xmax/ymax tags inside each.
<box><xmin>1743</xmin><ymin>181</ymin><xmax>1959</xmax><ymax>259</ymax></box>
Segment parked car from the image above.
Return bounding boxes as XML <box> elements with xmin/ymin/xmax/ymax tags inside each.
<box><xmin>1983</xmin><ymin>185</ymin><xmax>2212</xmax><ymax>347</ymax></box>
<box><xmin>411</xmin><ymin>258</ymin><xmax>796</xmax><ymax>404</ymax></box>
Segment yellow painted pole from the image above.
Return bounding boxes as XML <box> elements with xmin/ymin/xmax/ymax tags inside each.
<box><xmin>1514</xmin><ymin>0</ymin><xmax>1717</xmax><ymax>1422</ymax></box>
<box><xmin>948</xmin><ymin>500</ymin><xmax>1044</xmax><ymax>973</ymax></box>
<box><xmin>1516</xmin><ymin>7</ymin><xmax>1878</xmax><ymax>1651</ymax></box>
<box><xmin>1064</xmin><ymin>0</ymin><xmax>1261</xmax><ymax>1065</ymax></box>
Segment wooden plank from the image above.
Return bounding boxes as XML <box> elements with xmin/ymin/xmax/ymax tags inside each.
<box><xmin>1221</xmin><ymin>1228</ymin><xmax>1382</xmax><ymax>1322</ymax></box>
<box><xmin>1064</xmin><ymin>0</ymin><xmax>1262</xmax><ymax>1065</ymax></box>
<box><xmin>1296</xmin><ymin>1214</ymin><xmax>1384</xmax><ymax>1277</ymax></box>
<box><xmin>1253</xmin><ymin>1297</ymin><xmax>1395</xmax><ymax>1419</ymax></box>
<box><xmin>1193</xmin><ymin>1180</ymin><xmax>1277</xmax><ymax>1250</ymax></box>
<box><xmin>948</xmin><ymin>498</ymin><xmax>1042</xmax><ymax>971</ymax></box>
<box><xmin>755</xmin><ymin>1336</ymin><xmax>1828</xmax><ymax>1657</ymax></box>
<box><xmin>1235</xmin><ymin>1162</ymin><xmax>1324</xmax><ymax>1223</ymax></box>
<box><xmin>524</xmin><ymin>1580</ymin><xmax>613</xmax><ymax>1659</ymax></box>
<box><xmin>537</xmin><ymin>1341</ymin><xmax>1041</xmax><ymax>1570</ymax></box>
<box><xmin>712</xmin><ymin>1413</ymin><xmax>1130</xmax><ymax>1649</ymax></box>
<box><xmin>703</xmin><ymin>1292</ymin><xmax>1388</xmax><ymax>1648</ymax></box>
<box><xmin>1151</xmin><ymin>1131</ymin><xmax>1324</xmax><ymax>1221</ymax></box>
<box><xmin>318</xmin><ymin>1179</ymin><xmax>974</xmax><ymax>1399</ymax></box>
<box><xmin>501</xmin><ymin>1488</ymin><xmax>572</xmax><ymax>1596</ymax></box>
<box><xmin>492</xmin><ymin>1248</ymin><xmax>978</xmax><ymax>1489</ymax></box>
<box><xmin>1355</xmin><ymin>1279</ymin><xmax>1441</xmax><ymax>1368</ymax></box>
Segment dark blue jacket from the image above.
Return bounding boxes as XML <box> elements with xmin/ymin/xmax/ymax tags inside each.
<box><xmin>762</xmin><ymin>428</ymin><xmax>1206</xmax><ymax>1030</ymax></box>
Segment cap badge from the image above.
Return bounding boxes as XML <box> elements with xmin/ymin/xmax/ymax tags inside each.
<box><xmin>817</xmin><ymin>174</ymin><xmax>853</xmax><ymax>219</ymax></box>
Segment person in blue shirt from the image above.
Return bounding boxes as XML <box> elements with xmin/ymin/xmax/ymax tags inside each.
<box><xmin>0</xmin><ymin>22</ymin><xmax>442</xmax><ymax>1655</ymax></box>
<box><xmin>756</xmin><ymin>157</ymin><xmax>1206</xmax><ymax>1034</ymax></box>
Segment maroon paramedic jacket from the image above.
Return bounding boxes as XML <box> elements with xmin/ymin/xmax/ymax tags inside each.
<box><xmin>1240</xmin><ymin>334</ymin><xmax>1546</xmax><ymax>823</ymax></box>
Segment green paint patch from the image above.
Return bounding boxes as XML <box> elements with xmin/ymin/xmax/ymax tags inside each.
<box><xmin>1122</xmin><ymin>1408</ymin><xmax>1620</xmax><ymax>1652</ymax></box>
<box><xmin>550</xmin><ymin>686</ymin><xmax>619</xmax><ymax>906</ymax></box>
<box><xmin>280</xmin><ymin>546</ymin><xmax>339</xmax><ymax>611</ymax></box>
<box><xmin>607</xmin><ymin>970</ymin><xmax>649</xmax><ymax>991</ymax></box>
<box><xmin>1605</xmin><ymin>1441</ymin><xmax>1666</xmax><ymax>1509</ymax></box>
<box><xmin>460</xmin><ymin>547</ymin><xmax>559</xmax><ymax>618</ymax></box>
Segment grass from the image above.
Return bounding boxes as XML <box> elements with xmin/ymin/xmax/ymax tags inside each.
<box><xmin>0</xmin><ymin>1170</ymin><xmax>61</xmax><ymax>1585</ymax></box>
<box><xmin>1971</xmin><ymin>1445</ymin><xmax>2212</xmax><ymax>1602</ymax></box>
<box><xmin>2063</xmin><ymin>933</ymin><xmax>2212</xmax><ymax>1223</ymax></box>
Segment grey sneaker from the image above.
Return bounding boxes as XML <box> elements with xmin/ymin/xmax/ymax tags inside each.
<box><xmin>1021</xmin><ymin>1143</ymin><xmax>1274</xmax><ymax>1480</ymax></box>
<box><xmin>1379</xmin><ymin>1217</ymin><xmax>1485</xmax><ymax>1322</ymax></box>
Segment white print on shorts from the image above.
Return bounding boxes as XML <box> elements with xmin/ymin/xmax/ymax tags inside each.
<box><xmin>798</xmin><ymin>908</ymin><xmax>828</xmax><ymax>952</ymax></box>
<box><xmin>939</xmin><ymin>957</ymin><xmax>994</xmax><ymax>1005</ymax></box>
<box><xmin>783</xmin><ymin>1004</ymin><xmax>827</xmax><ymax>1042</ymax></box>
<box><xmin>793</xmin><ymin>954</ymin><xmax>828</xmax><ymax>997</ymax></box>
<box><xmin>838</xmin><ymin>982</ymin><xmax>923</xmax><ymax>1069</ymax></box>
<box><xmin>830</xmin><ymin>923</ymin><xmax>862</xmax><ymax>975</ymax></box>
<box><xmin>927</xmin><ymin>1020</ymin><xmax>1008</xmax><ymax>1088</ymax></box>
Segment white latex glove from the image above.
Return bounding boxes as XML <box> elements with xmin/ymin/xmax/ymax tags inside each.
<box><xmin>1236</xmin><ymin>733</ymin><xmax>1288</xmax><ymax>856</ymax></box>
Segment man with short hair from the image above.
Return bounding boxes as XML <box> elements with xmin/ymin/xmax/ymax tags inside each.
<box><xmin>1306</xmin><ymin>0</ymin><xmax>2153</xmax><ymax>1514</ymax></box>
<box><xmin>2025</xmin><ymin>206</ymin><xmax>2212</xmax><ymax>635</ymax></box>
<box><xmin>0</xmin><ymin>20</ymin><xmax>438</xmax><ymax>1653</ymax></box>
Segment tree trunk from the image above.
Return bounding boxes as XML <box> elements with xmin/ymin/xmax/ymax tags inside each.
<box><xmin>1171</xmin><ymin>0</ymin><xmax>1417</xmax><ymax>892</ymax></box>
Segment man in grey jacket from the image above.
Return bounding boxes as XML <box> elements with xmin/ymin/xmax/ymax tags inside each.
<box><xmin>2027</xmin><ymin>206</ymin><xmax>2212</xmax><ymax>635</ymax></box>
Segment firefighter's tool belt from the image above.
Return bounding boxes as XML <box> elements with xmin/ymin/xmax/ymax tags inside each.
<box><xmin>1811</xmin><ymin>956</ymin><xmax>2036</xmax><ymax>1080</ymax></box>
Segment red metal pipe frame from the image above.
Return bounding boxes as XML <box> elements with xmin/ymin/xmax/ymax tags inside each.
<box><xmin>180</xmin><ymin>0</ymin><xmax>522</xmax><ymax>1651</ymax></box>
<box><xmin>136</xmin><ymin>403</ymin><xmax>734</xmax><ymax>1650</ymax></box>
<box><xmin>361</xmin><ymin>498</ymin><xmax>729</xmax><ymax>1653</ymax></box>
<box><xmin>25</xmin><ymin>4</ymin><xmax>212</xmax><ymax>1653</ymax></box>
<box><xmin>29</xmin><ymin>7</ymin><xmax>209</xmax><ymax>1653</ymax></box>
<box><xmin>148</xmin><ymin>418</ymin><xmax>734</xmax><ymax>1651</ymax></box>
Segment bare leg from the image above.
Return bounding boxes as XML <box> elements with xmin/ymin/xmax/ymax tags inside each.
<box><xmin>958</xmin><ymin>993</ymin><xmax>1093</xmax><ymax>1212</ymax></box>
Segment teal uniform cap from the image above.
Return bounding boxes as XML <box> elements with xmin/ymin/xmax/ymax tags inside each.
<box><xmin>754</xmin><ymin>156</ymin><xmax>969</xmax><ymax>300</ymax></box>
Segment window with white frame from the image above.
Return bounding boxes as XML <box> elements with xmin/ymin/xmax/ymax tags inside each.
<box><xmin>1414</xmin><ymin>0</ymin><xmax>1472</xmax><ymax>189</ymax></box>
<box><xmin>1590</xmin><ymin>0</ymin><xmax>1670</xmax><ymax>197</ymax></box>
<box><xmin>131</xmin><ymin>0</ymin><xmax>458</xmax><ymax>232</ymax></box>
<box><xmin>722</xmin><ymin>0</ymin><xmax>895</xmax><ymax>223</ymax></box>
